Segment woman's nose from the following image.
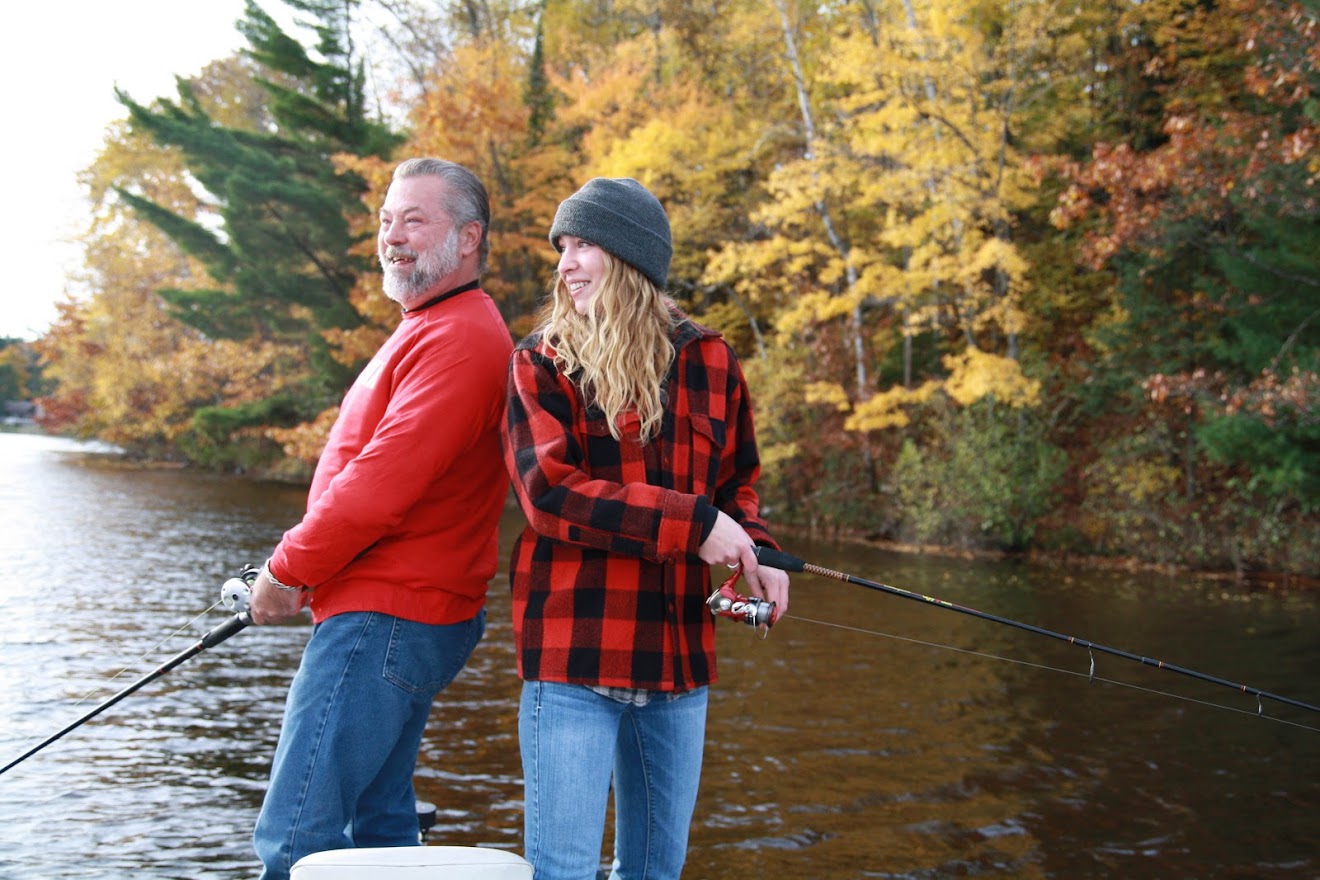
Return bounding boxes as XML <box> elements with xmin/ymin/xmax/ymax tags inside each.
<box><xmin>558</xmin><ymin>245</ymin><xmax>576</xmax><ymax>271</ymax></box>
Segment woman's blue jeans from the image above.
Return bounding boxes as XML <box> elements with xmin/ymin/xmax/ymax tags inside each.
<box><xmin>520</xmin><ymin>680</ymin><xmax>709</xmax><ymax>880</ymax></box>
<box><xmin>254</xmin><ymin>609</ymin><xmax>485</xmax><ymax>880</ymax></box>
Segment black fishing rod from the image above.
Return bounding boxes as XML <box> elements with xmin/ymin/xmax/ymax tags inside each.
<box><xmin>0</xmin><ymin>567</ymin><xmax>259</xmax><ymax>777</ymax></box>
<box><xmin>745</xmin><ymin>546</ymin><xmax>1320</xmax><ymax>716</ymax></box>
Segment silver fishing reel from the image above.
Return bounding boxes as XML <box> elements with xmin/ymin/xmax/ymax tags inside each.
<box><xmin>220</xmin><ymin>565</ymin><xmax>261</xmax><ymax>614</ymax></box>
<box><xmin>707</xmin><ymin>567</ymin><xmax>778</xmax><ymax>635</ymax></box>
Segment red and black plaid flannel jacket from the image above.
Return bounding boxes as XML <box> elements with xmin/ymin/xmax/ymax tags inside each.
<box><xmin>502</xmin><ymin>314</ymin><xmax>778</xmax><ymax>691</ymax></box>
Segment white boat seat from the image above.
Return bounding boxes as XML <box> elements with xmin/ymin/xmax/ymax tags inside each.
<box><xmin>290</xmin><ymin>845</ymin><xmax>533</xmax><ymax>879</ymax></box>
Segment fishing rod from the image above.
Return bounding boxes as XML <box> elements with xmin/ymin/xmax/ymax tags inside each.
<box><xmin>0</xmin><ymin>567</ymin><xmax>259</xmax><ymax>777</ymax></box>
<box><xmin>710</xmin><ymin>547</ymin><xmax>1320</xmax><ymax>716</ymax></box>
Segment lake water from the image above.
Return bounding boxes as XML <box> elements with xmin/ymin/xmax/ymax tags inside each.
<box><xmin>0</xmin><ymin>431</ymin><xmax>1317</xmax><ymax>879</ymax></box>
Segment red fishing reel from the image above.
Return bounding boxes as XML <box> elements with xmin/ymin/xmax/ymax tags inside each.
<box><xmin>707</xmin><ymin>565</ymin><xmax>779</xmax><ymax>631</ymax></box>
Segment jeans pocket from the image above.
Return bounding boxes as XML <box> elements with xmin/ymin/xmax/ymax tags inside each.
<box><xmin>382</xmin><ymin>610</ymin><xmax>485</xmax><ymax>694</ymax></box>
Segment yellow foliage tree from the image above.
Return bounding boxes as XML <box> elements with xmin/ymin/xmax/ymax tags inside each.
<box><xmin>702</xmin><ymin>0</ymin><xmax>1077</xmax><ymax>442</ymax></box>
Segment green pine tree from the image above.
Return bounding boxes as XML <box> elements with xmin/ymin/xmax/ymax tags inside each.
<box><xmin>115</xmin><ymin>0</ymin><xmax>402</xmax><ymax>443</ymax></box>
<box><xmin>1199</xmin><ymin>205</ymin><xmax>1320</xmax><ymax>506</ymax></box>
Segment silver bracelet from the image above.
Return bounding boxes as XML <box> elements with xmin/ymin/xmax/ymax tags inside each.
<box><xmin>262</xmin><ymin>559</ymin><xmax>305</xmax><ymax>593</ymax></box>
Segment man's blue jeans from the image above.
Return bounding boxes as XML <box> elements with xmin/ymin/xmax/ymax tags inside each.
<box><xmin>520</xmin><ymin>680</ymin><xmax>709</xmax><ymax>880</ymax></box>
<box><xmin>254</xmin><ymin>609</ymin><xmax>485</xmax><ymax>880</ymax></box>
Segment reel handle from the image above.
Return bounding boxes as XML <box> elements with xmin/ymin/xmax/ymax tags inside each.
<box><xmin>707</xmin><ymin>568</ymin><xmax>778</xmax><ymax>629</ymax></box>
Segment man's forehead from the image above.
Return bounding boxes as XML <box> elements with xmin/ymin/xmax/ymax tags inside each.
<box><xmin>381</xmin><ymin>176</ymin><xmax>446</xmax><ymax>212</ymax></box>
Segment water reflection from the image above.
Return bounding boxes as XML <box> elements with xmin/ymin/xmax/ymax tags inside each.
<box><xmin>1</xmin><ymin>432</ymin><xmax>1318</xmax><ymax>879</ymax></box>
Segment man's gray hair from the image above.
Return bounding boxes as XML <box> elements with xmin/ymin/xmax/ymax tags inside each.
<box><xmin>393</xmin><ymin>157</ymin><xmax>491</xmax><ymax>273</ymax></box>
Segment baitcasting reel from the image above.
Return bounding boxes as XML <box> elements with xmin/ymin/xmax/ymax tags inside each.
<box><xmin>220</xmin><ymin>565</ymin><xmax>261</xmax><ymax>615</ymax></box>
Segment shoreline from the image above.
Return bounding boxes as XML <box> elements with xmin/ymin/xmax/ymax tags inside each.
<box><xmin>8</xmin><ymin>429</ymin><xmax>1315</xmax><ymax>589</ymax></box>
<box><xmin>776</xmin><ymin>523</ymin><xmax>1320</xmax><ymax>592</ymax></box>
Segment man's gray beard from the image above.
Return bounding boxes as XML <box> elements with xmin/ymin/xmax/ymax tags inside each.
<box><xmin>383</xmin><ymin>228</ymin><xmax>462</xmax><ymax>308</ymax></box>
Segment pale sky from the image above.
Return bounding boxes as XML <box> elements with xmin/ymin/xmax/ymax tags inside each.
<box><xmin>0</xmin><ymin>0</ymin><xmax>250</xmax><ymax>340</ymax></box>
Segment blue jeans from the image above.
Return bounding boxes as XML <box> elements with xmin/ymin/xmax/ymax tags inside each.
<box><xmin>520</xmin><ymin>681</ymin><xmax>709</xmax><ymax>880</ymax></box>
<box><xmin>254</xmin><ymin>609</ymin><xmax>485</xmax><ymax>880</ymax></box>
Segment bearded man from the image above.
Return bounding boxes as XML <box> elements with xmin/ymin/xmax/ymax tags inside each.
<box><xmin>248</xmin><ymin>158</ymin><xmax>513</xmax><ymax>880</ymax></box>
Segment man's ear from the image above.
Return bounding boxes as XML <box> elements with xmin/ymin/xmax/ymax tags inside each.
<box><xmin>460</xmin><ymin>220</ymin><xmax>483</xmax><ymax>257</ymax></box>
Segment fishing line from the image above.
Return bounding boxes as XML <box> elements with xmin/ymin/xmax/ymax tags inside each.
<box><xmin>60</xmin><ymin>599</ymin><xmax>226</xmax><ymax>713</ymax></box>
<box><xmin>785</xmin><ymin>612</ymin><xmax>1320</xmax><ymax>735</ymax></box>
<box><xmin>711</xmin><ymin>546</ymin><xmax>1320</xmax><ymax>719</ymax></box>
<box><xmin>2</xmin><ymin>598</ymin><xmax>229</xmax><ymax>768</ymax></box>
<box><xmin>0</xmin><ymin>570</ymin><xmax>256</xmax><ymax>776</ymax></box>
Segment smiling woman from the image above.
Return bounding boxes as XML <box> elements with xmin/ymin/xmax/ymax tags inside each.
<box><xmin>0</xmin><ymin>0</ymin><xmax>247</xmax><ymax>341</ymax></box>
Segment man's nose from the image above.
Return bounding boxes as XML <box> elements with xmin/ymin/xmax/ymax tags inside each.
<box><xmin>381</xmin><ymin>218</ymin><xmax>406</xmax><ymax>245</ymax></box>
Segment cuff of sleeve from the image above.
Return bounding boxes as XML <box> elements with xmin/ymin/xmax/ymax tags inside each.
<box><xmin>657</xmin><ymin>491</ymin><xmax>702</xmax><ymax>559</ymax></box>
<box><xmin>266</xmin><ymin>552</ymin><xmax>307</xmax><ymax>592</ymax></box>
<box><xmin>695</xmin><ymin>498</ymin><xmax>719</xmax><ymax>543</ymax></box>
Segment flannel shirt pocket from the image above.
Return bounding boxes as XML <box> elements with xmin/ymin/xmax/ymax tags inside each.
<box><xmin>686</xmin><ymin>412</ymin><xmax>726</xmax><ymax>494</ymax></box>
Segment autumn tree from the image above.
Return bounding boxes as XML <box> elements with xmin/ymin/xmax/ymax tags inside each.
<box><xmin>681</xmin><ymin>0</ymin><xmax>1080</xmax><ymax>544</ymax></box>
<box><xmin>1050</xmin><ymin>0</ymin><xmax>1320</xmax><ymax>570</ymax></box>
<box><xmin>0</xmin><ymin>339</ymin><xmax>47</xmax><ymax>405</ymax></box>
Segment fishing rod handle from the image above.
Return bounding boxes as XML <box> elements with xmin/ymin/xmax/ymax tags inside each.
<box><xmin>753</xmin><ymin>545</ymin><xmax>806</xmax><ymax>572</ymax></box>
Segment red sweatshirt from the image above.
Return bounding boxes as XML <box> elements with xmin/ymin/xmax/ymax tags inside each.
<box><xmin>270</xmin><ymin>285</ymin><xmax>513</xmax><ymax>625</ymax></box>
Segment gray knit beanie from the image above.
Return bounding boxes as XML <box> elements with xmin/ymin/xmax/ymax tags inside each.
<box><xmin>549</xmin><ymin>178</ymin><xmax>672</xmax><ymax>290</ymax></box>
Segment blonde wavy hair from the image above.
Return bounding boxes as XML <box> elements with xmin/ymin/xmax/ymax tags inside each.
<box><xmin>539</xmin><ymin>251</ymin><xmax>676</xmax><ymax>442</ymax></box>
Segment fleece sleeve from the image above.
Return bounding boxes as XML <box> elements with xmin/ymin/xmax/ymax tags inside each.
<box><xmin>501</xmin><ymin>347</ymin><xmax>706</xmax><ymax>563</ymax></box>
